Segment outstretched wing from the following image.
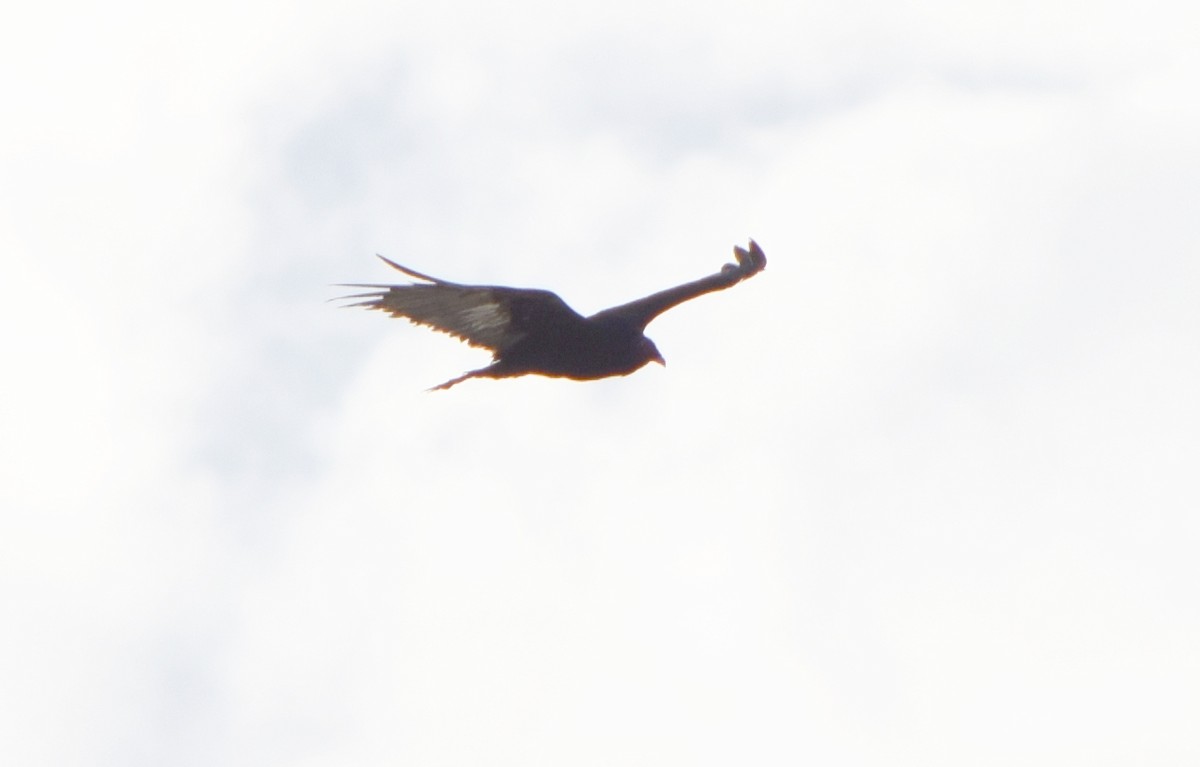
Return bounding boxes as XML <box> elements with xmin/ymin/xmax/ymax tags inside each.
<box><xmin>337</xmin><ymin>255</ymin><xmax>586</xmax><ymax>353</ymax></box>
<box><xmin>588</xmin><ymin>239</ymin><xmax>766</xmax><ymax>329</ymax></box>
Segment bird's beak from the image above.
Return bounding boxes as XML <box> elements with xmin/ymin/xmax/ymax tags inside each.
<box><xmin>653</xmin><ymin>352</ymin><xmax>666</xmax><ymax>367</ymax></box>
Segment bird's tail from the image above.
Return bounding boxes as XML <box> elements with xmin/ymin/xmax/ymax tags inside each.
<box><xmin>428</xmin><ymin>369</ymin><xmax>483</xmax><ymax>392</ymax></box>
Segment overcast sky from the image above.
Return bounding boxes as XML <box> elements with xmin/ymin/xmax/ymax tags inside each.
<box><xmin>3</xmin><ymin>1</ymin><xmax>1199</xmax><ymax>765</ymax></box>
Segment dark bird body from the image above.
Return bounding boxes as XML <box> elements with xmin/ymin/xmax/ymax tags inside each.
<box><xmin>339</xmin><ymin>239</ymin><xmax>766</xmax><ymax>390</ymax></box>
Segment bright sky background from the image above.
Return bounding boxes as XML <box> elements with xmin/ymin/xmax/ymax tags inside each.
<box><xmin>3</xmin><ymin>1</ymin><xmax>1199</xmax><ymax>765</ymax></box>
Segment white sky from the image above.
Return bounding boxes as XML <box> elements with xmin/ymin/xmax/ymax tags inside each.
<box><xmin>3</xmin><ymin>1</ymin><xmax>1199</xmax><ymax>765</ymax></box>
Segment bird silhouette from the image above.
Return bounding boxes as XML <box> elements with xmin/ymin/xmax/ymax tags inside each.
<box><xmin>338</xmin><ymin>239</ymin><xmax>766</xmax><ymax>390</ymax></box>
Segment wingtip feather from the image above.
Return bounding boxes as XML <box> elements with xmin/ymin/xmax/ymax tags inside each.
<box><xmin>376</xmin><ymin>255</ymin><xmax>445</xmax><ymax>284</ymax></box>
<box><xmin>732</xmin><ymin>238</ymin><xmax>766</xmax><ymax>274</ymax></box>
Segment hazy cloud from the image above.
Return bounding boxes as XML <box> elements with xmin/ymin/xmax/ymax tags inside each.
<box><xmin>3</xmin><ymin>1</ymin><xmax>1198</xmax><ymax>765</ymax></box>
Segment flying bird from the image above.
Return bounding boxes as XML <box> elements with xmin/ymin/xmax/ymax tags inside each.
<box><xmin>338</xmin><ymin>239</ymin><xmax>766</xmax><ymax>390</ymax></box>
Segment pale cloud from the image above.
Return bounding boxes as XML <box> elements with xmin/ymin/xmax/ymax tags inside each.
<box><xmin>2</xmin><ymin>1</ymin><xmax>1198</xmax><ymax>765</ymax></box>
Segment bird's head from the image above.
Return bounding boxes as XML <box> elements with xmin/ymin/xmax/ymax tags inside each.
<box><xmin>640</xmin><ymin>337</ymin><xmax>665</xmax><ymax>367</ymax></box>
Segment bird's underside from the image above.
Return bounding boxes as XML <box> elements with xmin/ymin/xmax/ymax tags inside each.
<box><xmin>337</xmin><ymin>239</ymin><xmax>766</xmax><ymax>390</ymax></box>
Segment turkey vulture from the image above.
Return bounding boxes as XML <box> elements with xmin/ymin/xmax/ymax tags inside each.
<box><xmin>338</xmin><ymin>239</ymin><xmax>766</xmax><ymax>390</ymax></box>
